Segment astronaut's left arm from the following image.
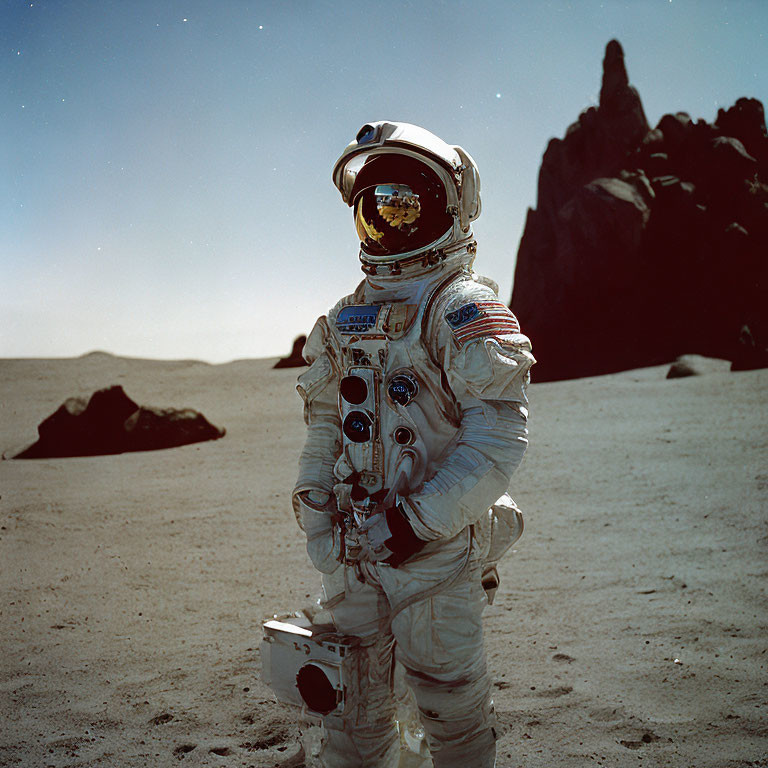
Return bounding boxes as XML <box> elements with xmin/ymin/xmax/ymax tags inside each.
<box><xmin>403</xmin><ymin>330</ymin><xmax>535</xmax><ymax>542</ymax></box>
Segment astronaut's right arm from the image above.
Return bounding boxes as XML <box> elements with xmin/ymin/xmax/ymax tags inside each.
<box><xmin>292</xmin><ymin>317</ymin><xmax>343</xmax><ymax>573</ymax></box>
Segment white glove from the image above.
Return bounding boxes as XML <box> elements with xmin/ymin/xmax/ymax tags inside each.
<box><xmin>293</xmin><ymin>490</ymin><xmax>341</xmax><ymax>574</ymax></box>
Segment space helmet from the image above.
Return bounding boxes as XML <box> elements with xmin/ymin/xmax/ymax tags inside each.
<box><xmin>332</xmin><ymin>121</ymin><xmax>481</xmax><ymax>270</ymax></box>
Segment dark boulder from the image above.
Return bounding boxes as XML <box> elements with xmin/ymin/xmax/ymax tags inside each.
<box><xmin>123</xmin><ymin>406</ymin><xmax>223</xmax><ymax>451</ymax></box>
<box><xmin>666</xmin><ymin>355</ymin><xmax>731</xmax><ymax>379</ymax></box>
<box><xmin>715</xmin><ymin>97</ymin><xmax>768</xmax><ymax>169</ymax></box>
<box><xmin>666</xmin><ymin>360</ymin><xmax>698</xmax><ymax>379</ymax></box>
<box><xmin>11</xmin><ymin>385</ymin><xmax>225</xmax><ymax>459</ymax></box>
<box><xmin>511</xmin><ymin>40</ymin><xmax>768</xmax><ymax>381</ymax></box>
<box><xmin>273</xmin><ymin>335</ymin><xmax>308</xmax><ymax>369</ymax></box>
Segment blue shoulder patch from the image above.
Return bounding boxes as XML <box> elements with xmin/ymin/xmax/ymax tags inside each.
<box><xmin>445</xmin><ymin>302</ymin><xmax>480</xmax><ymax>329</ymax></box>
<box><xmin>336</xmin><ymin>304</ymin><xmax>382</xmax><ymax>335</ymax></box>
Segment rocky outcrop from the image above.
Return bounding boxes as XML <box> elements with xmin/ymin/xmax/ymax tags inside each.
<box><xmin>273</xmin><ymin>335</ymin><xmax>308</xmax><ymax>369</ymax></box>
<box><xmin>666</xmin><ymin>355</ymin><xmax>731</xmax><ymax>379</ymax></box>
<box><xmin>12</xmin><ymin>385</ymin><xmax>225</xmax><ymax>459</ymax></box>
<box><xmin>511</xmin><ymin>40</ymin><xmax>768</xmax><ymax>381</ymax></box>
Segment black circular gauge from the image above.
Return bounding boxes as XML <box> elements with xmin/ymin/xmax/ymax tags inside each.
<box><xmin>393</xmin><ymin>426</ymin><xmax>415</xmax><ymax>445</ymax></box>
<box><xmin>340</xmin><ymin>375</ymin><xmax>368</xmax><ymax>405</ymax></box>
<box><xmin>343</xmin><ymin>411</ymin><xmax>372</xmax><ymax>443</ymax></box>
<box><xmin>387</xmin><ymin>373</ymin><xmax>418</xmax><ymax>406</ymax></box>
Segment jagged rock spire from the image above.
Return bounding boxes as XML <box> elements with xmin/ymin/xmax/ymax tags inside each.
<box><xmin>512</xmin><ymin>39</ymin><xmax>768</xmax><ymax>381</ymax></box>
<box><xmin>599</xmin><ymin>39</ymin><xmax>630</xmax><ymax>108</ymax></box>
<box><xmin>598</xmin><ymin>39</ymin><xmax>649</xmax><ymax>138</ymax></box>
<box><xmin>533</xmin><ymin>40</ymin><xmax>649</xmax><ymax>213</ymax></box>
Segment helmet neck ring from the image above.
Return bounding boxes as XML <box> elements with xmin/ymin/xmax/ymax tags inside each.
<box><xmin>360</xmin><ymin>239</ymin><xmax>477</xmax><ymax>277</ymax></box>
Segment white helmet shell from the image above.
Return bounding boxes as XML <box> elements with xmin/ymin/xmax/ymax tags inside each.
<box><xmin>333</xmin><ymin>121</ymin><xmax>481</xmax><ymax>266</ymax></box>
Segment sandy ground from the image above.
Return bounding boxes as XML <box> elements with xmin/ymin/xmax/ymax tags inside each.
<box><xmin>0</xmin><ymin>352</ymin><xmax>766</xmax><ymax>768</ymax></box>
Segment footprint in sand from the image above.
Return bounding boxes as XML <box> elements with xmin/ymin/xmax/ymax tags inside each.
<box><xmin>210</xmin><ymin>746</ymin><xmax>233</xmax><ymax>756</ymax></box>
<box><xmin>620</xmin><ymin>732</ymin><xmax>660</xmax><ymax>749</ymax></box>
<box><xmin>536</xmin><ymin>685</ymin><xmax>573</xmax><ymax>698</ymax></box>
<box><xmin>173</xmin><ymin>744</ymin><xmax>196</xmax><ymax>759</ymax></box>
<box><xmin>149</xmin><ymin>712</ymin><xmax>174</xmax><ymax>725</ymax></box>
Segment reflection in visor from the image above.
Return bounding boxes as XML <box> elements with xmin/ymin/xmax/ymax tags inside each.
<box><xmin>374</xmin><ymin>184</ymin><xmax>421</xmax><ymax>229</ymax></box>
<box><xmin>355</xmin><ymin>203</ymin><xmax>384</xmax><ymax>245</ymax></box>
<box><xmin>351</xmin><ymin>156</ymin><xmax>454</xmax><ymax>257</ymax></box>
<box><xmin>355</xmin><ymin>185</ymin><xmax>421</xmax><ymax>248</ymax></box>
<box><xmin>354</xmin><ymin>183</ymin><xmax>439</xmax><ymax>257</ymax></box>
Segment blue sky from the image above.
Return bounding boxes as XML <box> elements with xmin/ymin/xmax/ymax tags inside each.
<box><xmin>2</xmin><ymin>0</ymin><xmax>766</xmax><ymax>361</ymax></box>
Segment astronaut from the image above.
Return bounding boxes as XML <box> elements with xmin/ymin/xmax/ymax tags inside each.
<box><xmin>292</xmin><ymin>121</ymin><xmax>535</xmax><ymax>767</ymax></box>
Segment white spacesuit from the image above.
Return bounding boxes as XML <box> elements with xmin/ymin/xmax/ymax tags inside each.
<box><xmin>292</xmin><ymin>121</ymin><xmax>535</xmax><ymax>767</ymax></box>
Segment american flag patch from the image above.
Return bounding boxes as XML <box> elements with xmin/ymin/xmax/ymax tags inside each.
<box><xmin>445</xmin><ymin>301</ymin><xmax>520</xmax><ymax>345</ymax></box>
